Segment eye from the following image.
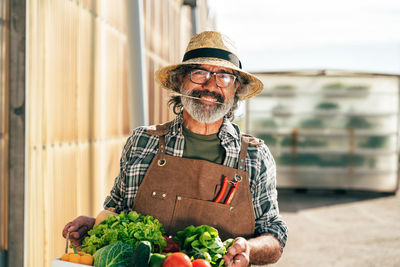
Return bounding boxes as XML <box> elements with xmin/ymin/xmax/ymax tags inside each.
<box><xmin>220</xmin><ymin>73</ymin><xmax>232</xmax><ymax>80</ymax></box>
<box><xmin>191</xmin><ymin>69</ymin><xmax>208</xmax><ymax>76</ymax></box>
<box><xmin>217</xmin><ymin>73</ymin><xmax>234</xmax><ymax>82</ymax></box>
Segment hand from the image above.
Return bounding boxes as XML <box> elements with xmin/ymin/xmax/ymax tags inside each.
<box><xmin>223</xmin><ymin>237</ymin><xmax>250</xmax><ymax>267</ymax></box>
<box><xmin>62</xmin><ymin>216</ymin><xmax>95</xmax><ymax>248</ymax></box>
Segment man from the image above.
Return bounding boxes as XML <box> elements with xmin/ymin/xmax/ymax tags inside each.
<box><xmin>63</xmin><ymin>31</ymin><xmax>288</xmax><ymax>266</ymax></box>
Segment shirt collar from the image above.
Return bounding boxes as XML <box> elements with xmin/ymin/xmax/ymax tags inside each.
<box><xmin>219</xmin><ymin>116</ymin><xmax>240</xmax><ymax>141</ymax></box>
<box><xmin>168</xmin><ymin>113</ymin><xmax>184</xmax><ymax>137</ymax></box>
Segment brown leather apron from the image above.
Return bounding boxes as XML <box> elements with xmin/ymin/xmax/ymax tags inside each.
<box><xmin>133</xmin><ymin>130</ymin><xmax>255</xmax><ymax>240</ymax></box>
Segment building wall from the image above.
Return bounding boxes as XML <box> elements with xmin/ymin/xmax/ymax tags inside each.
<box><xmin>143</xmin><ymin>0</ymin><xmax>215</xmax><ymax>124</ymax></box>
<box><xmin>24</xmin><ymin>0</ymin><xmax>213</xmax><ymax>266</ymax></box>
<box><xmin>27</xmin><ymin>1</ymin><xmax>129</xmax><ymax>265</ymax></box>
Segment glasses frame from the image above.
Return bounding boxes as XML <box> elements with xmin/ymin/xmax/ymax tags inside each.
<box><xmin>189</xmin><ymin>68</ymin><xmax>240</xmax><ymax>89</ymax></box>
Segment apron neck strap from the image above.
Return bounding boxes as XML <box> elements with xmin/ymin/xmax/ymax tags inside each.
<box><xmin>238</xmin><ymin>135</ymin><xmax>249</xmax><ymax>171</ymax></box>
<box><xmin>158</xmin><ymin>135</ymin><xmax>166</xmax><ymax>154</ymax></box>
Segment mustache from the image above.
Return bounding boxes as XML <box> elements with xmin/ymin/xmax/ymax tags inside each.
<box><xmin>190</xmin><ymin>90</ymin><xmax>225</xmax><ymax>103</ymax></box>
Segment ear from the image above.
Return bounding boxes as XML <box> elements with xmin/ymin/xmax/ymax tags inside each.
<box><xmin>177</xmin><ymin>74</ymin><xmax>183</xmax><ymax>84</ymax></box>
<box><xmin>177</xmin><ymin>73</ymin><xmax>189</xmax><ymax>91</ymax></box>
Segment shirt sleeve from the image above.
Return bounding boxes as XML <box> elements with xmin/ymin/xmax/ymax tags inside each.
<box><xmin>103</xmin><ymin>135</ymin><xmax>133</xmax><ymax>213</ymax></box>
<box><xmin>251</xmin><ymin>144</ymin><xmax>288</xmax><ymax>248</ymax></box>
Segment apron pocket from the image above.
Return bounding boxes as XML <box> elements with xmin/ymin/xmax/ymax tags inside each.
<box><xmin>169</xmin><ymin>195</ymin><xmax>240</xmax><ymax>240</ymax></box>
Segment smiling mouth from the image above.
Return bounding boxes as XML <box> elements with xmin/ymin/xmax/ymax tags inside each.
<box><xmin>199</xmin><ymin>96</ymin><xmax>218</xmax><ymax>103</ymax></box>
<box><xmin>191</xmin><ymin>89</ymin><xmax>225</xmax><ymax>105</ymax></box>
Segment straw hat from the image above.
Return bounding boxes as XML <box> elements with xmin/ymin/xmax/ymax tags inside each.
<box><xmin>155</xmin><ymin>31</ymin><xmax>264</xmax><ymax>100</ymax></box>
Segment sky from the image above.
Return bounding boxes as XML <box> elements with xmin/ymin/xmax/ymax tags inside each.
<box><xmin>208</xmin><ymin>0</ymin><xmax>400</xmax><ymax>74</ymax></box>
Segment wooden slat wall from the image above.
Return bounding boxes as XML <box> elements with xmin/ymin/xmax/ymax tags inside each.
<box><xmin>143</xmin><ymin>0</ymin><xmax>214</xmax><ymax>124</ymax></box>
<box><xmin>27</xmin><ymin>1</ymin><xmax>129</xmax><ymax>266</ymax></box>
<box><xmin>0</xmin><ymin>0</ymin><xmax>9</xmax><ymax>254</ymax></box>
<box><xmin>26</xmin><ymin>0</ymin><xmax>213</xmax><ymax>266</ymax></box>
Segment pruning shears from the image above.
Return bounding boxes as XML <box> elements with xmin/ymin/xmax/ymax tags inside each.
<box><xmin>224</xmin><ymin>181</ymin><xmax>239</xmax><ymax>205</ymax></box>
<box><xmin>214</xmin><ymin>176</ymin><xmax>230</xmax><ymax>203</ymax></box>
<box><xmin>214</xmin><ymin>175</ymin><xmax>241</xmax><ymax>205</ymax></box>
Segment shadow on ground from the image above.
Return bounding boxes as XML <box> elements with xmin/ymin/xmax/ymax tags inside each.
<box><xmin>277</xmin><ymin>188</ymin><xmax>395</xmax><ymax>213</ymax></box>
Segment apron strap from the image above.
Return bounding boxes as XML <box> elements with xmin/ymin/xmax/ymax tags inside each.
<box><xmin>158</xmin><ymin>135</ymin><xmax>166</xmax><ymax>154</ymax></box>
<box><xmin>238</xmin><ymin>135</ymin><xmax>249</xmax><ymax>171</ymax></box>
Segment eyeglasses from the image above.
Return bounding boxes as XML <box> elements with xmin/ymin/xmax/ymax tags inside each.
<box><xmin>189</xmin><ymin>69</ymin><xmax>239</xmax><ymax>89</ymax></box>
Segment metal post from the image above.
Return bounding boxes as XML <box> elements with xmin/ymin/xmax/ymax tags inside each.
<box><xmin>183</xmin><ymin>0</ymin><xmax>198</xmax><ymax>35</ymax></box>
<box><xmin>125</xmin><ymin>0</ymin><xmax>148</xmax><ymax>127</ymax></box>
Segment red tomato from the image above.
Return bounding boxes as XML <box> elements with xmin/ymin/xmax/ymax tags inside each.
<box><xmin>192</xmin><ymin>259</ymin><xmax>212</xmax><ymax>267</ymax></box>
<box><xmin>163</xmin><ymin>252</ymin><xmax>192</xmax><ymax>267</ymax></box>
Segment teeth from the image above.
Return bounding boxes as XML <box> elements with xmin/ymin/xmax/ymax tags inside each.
<box><xmin>201</xmin><ymin>97</ymin><xmax>217</xmax><ymax>102</ymax></box>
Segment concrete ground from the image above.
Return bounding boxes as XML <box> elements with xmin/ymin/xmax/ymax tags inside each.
<box><xmin>257</xmin><ymin>188</ymin><xmax>400</xmax><ymax>267</ymax></box>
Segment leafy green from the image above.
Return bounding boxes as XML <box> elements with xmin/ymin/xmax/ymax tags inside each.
<box><xmin>132</xmin><ymin>240</ymin><xmax>152</xmax><ymax>267</ymax></box>
<box><xmin>174</xmin><ymin>225</ymin><xmax>234</xmax><ymax>267</ymax></box>
<box><xmin>93</xmin><ymin>241</ymin><xmax>134</xmax><ymax>267</ymax></box>
<box><xmin>81</xmin><ymin>211</ymin><xmax>166</xmax><ymax>255</ymax></box>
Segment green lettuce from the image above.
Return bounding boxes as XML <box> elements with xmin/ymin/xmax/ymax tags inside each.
<box><xmin>81</xmin><ymin>211</ymin><xmax>166</xmax><ymax>255</ymax></box>
<box><xmin>93</xmin><ymin>241</ymin><xmax>134</xmax><ymax>267</ymax></box>
<box><xmin>174</xmin><ymin>225</ymin><xmax>234</xmax><ymax>267</ymax></box>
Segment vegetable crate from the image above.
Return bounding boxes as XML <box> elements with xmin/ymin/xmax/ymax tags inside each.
<box><xmin>51</xmin><ymin>258</ymin><xmax>89</xmax><ymax>267</ymax></box>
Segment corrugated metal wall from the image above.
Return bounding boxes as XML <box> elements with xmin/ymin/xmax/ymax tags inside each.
<box><xmin>25</xmin><ymin>0</ymin><xmax>213</xmax><ymax>266</ymax></box>
<box><xmin>0</xmin><ymin>0</ymin><xmax>9</xmax><ymax>256</ymax></box>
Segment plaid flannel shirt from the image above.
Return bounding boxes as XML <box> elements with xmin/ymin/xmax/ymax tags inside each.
<box><xmin>104</xmin><ymin>113</ymin><xmax>288</xmax><ymax>247</ymax></box>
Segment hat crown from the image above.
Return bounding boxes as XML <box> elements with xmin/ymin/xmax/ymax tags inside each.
<box><xmin>185</xmin><ymin>31</ymin><xmax>238</xmax><ymax>56</ymax></box>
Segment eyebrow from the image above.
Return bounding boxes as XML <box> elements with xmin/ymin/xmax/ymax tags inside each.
<box><xmin>195</xmin><ymin>67</ymin><xmax>233</xmax><ymax>75</ymax></box>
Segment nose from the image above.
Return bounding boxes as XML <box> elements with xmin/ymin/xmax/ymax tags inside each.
<box><xmin>203</xmin><ymin>73</ymin><xmax>223</xmax><ymax>94</ymax></box>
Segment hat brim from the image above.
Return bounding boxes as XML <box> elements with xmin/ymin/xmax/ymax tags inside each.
<box><xmin>155</xmin><ymin>57</ymin><xmax>264</xmax><ymax>100</ymax></box>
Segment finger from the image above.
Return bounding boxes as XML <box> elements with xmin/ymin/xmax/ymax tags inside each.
<box><xmin>62</xmin><ymin>222</ymin><xmax>72</xmax><ymax>238</ymax></box>
<box><xmin>69</xmin><ymin>232</ymin><xmax>80</xmax><ymax>240</ymax></box>
<box><xmin>76</xmin><ymin>225</ymin><xmax>88</xmax><ymax>238</ymax></box>
<box><xmin>69</xmin><ymin>225</ymin><xmax>88</xmax><ymax>240</ymax></box>
<box><xmin>232</xmin><ymin>253</ymin><xmax>248</xmax><ymax>267</ymax></box>
<box><xmin>226</xmin><ymin>240</ymin><xmax>245</xmax><ymax>258</ymax></box>
<box><xmin>223</xmin><ymin>254</ymin><xmax>234</xmax><ymax>266</ymax></box>
<box><xmin>232</xmin><ymin>237</ymin><xmax>247</xmax><ymax>250</ymax></box>
<box><xmin>70</xmin><ymin>239</ymin><xmax>82</xmax><ymax>248</ymax></box>
<box><xmin>67</xmin><ymin>221</ymin><xmax>81</xmax><ymax>232</ymax></box>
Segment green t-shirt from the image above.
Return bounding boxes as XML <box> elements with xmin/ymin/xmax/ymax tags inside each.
<box><xmin>182</xmin><ymin>125</ymin><xmax>225</xmax><ymax>164</ymax></box>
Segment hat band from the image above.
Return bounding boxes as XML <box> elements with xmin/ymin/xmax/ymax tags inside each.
<box><xmin>182</xmin><ymin>48</ymin><xmax>242</xmax><ymax>69</ymax></box>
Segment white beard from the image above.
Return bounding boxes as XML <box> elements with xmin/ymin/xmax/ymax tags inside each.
<box><xmin>180</xmin><ymin>87</ymin><xmax>234</xmax><ymax>123</ymax></box>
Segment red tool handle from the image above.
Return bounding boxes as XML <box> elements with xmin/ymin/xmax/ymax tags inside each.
<box><xmin>224</xmin><ymin>182</ymin><xmax>239</xmax><ymax>205</ymax></box>
<box><xmin>214</xmin><ymin>176</ymin><xmax>229</xmax><ymax>203</ymax></box>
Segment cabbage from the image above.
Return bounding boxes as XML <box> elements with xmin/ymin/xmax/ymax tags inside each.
<box><xmin>93</xmin><ymin>241</ymin><xmax>134</xmax><ymax>267</ymax></box>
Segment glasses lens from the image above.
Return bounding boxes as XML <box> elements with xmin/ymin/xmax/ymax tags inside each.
<box><xmin>215</xmin><ymin>73</ymin><xmax>236</xmax><ymax>88</ymax></box>
<box><xmin>190</xmin><ymin>69</ymin><xmax>209</xmax><ymax>84</ymax></box>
